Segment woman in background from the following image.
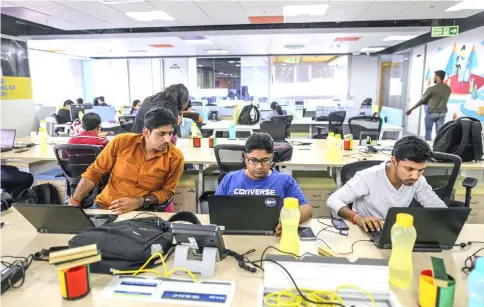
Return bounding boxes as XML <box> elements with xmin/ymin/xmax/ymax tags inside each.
<box><xmin>130</xmin><ymin>99</ymin><xmax>141</xmax><ymax>115</ymax></box>
<box><xmin>268</xmin><ymin>101</ymin><xmax>287</xmax><ymax>119</ymax></box>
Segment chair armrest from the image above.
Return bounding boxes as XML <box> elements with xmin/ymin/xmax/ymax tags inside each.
<box><xmin>55</xmin><ymin>173</ymin><xmax>64</xmax><ymax>178</ymax></box>
<box><xmin>462</xmin><ymin>177</ymin><xmax>478</xmax><ymax>189</ymax></box>
<box><xmin>151</xmin><ymin>197</ymin><xmax>174</xmax><ymax>212</ymax></box>
<box><xmin>315</xmin><ymin>126</ymin><xmax>326</xmax><ymax>134</ymax></box>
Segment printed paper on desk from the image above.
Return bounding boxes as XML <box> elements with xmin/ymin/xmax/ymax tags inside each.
<box><xmin>99</xmin><ymin>276</ymin><xmax>236</xmax><ymax>307</ymax></box>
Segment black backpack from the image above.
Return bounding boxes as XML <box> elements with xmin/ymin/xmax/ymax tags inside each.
<box><xmin>15</xmin><ymin>183</ymin><xmax>61</xmax><ymax>205</ymax></box>
<box><xmin>433</xmin><ymin>117</ymin><xmax>483</xmax><ymax>162</ymax></box>
<box><xmin>237</xmin><ymin>104</ymin><xmax>260</xmax><ymax>125</ymax></box>
<box><xmin>273</xmin><ymin>142</ymin><xmax>293</xmax><ymax>162</ymax></box>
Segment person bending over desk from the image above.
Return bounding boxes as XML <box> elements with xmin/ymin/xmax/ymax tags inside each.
<box><xmin>327</xmin><ymin>136</ymin><xmax>445</xmax><ymax>232</ymax></box>
<box><xmin>68</xmin><ymin>112</ymin><xmax>109</xmax><ymax>149</ymax></box>
<box><xmin>69</xmin><ymin>108</ymin><xmax>184</xmax><ymax>214</ymax></box>
<box><xmin>215</xmin><ymin>133</ymin><xmax>313</xmax><ymax>234</ymax></box>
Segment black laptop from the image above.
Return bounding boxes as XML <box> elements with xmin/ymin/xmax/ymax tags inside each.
<box><xmin>208</xmin><ymin>195</ymin><xmax>280</xmax><ymax>235</ymax></box>
<box><xmin>368</xmin><ymin>207</ymin><xmax>471</xmax><ymax>252</ymax></box>
<box><xmin>1</xmin><ymin>129</ymin><xmax>16</xmax><ymax>152</ymax></box>
<box><xmin>14</xmin><ymin>204</ymin><xmax>118</xmax><ymax>234</ymax></box>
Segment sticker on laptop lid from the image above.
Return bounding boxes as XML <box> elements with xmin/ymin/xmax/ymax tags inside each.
<box><xmin>265</xmin><ymin>198</ymin><xmax>277</xmax><ymax>208</ymax></box>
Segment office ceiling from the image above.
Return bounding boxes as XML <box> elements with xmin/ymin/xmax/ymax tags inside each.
<box><xmin>27</xmin><ymin>28</ymin><xmax>429</xmax><ymax>57</ymax></box>
<box><xmin>1</xmin><ymin>1</ymin><xmax>482</xmax><ymax>31</ymax></box>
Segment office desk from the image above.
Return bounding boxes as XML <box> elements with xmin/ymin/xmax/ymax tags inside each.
<box><xmin>2</xmin><ymin>208</ymin><xmax>478</xmax><ymax>307</ymax></box>
<box><xmin>201</xmin><ymin>119</ymin><xmax>404</xmax><ymax>140</ymax></box>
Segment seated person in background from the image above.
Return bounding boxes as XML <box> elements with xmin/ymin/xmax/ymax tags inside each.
<box><xmin>267</xmin><ymin>101</ymin><xmax>287</xmax><ymax>120</ymax></box>
<box><xmin>216</xmin><ymin>133</ymin><xmax>312</xmax><ymax>233</ymax></box>
<box><xmin>96</xmin><ymin>96</ymin><xmax>108</xmax><ymax>106</ymax></box>
<box><xmin>76</xmin><ymin>98</ymin><xmax>84</xmax><ymax>104</ymax></box>
<box><xmin>57</xmin><ymin>99</ymin><xmax>74</xmax><ymax>124</ymax></box>
<box><xmin>68</xmin><ymin>112</ymin><xmax>109</xmax><ymax>149</ymax></box>
<box><xmin>327</xmin><ymin>136</ymin><xmax>446</xmax><ymax>232</ymax></box>
<box><xmin>178</xmin><ymin>114</ymin><xmax>201</xmax><ymax>138</ymax></box>
<box><xmin>69</xmin><ymin>108</ymin><xmax>184</xmax><ymax>214</ymax></box>
<box><xmin>130</xmin><ymin>99</ymin><xmax>141</xmax><ymax>115</ymax></box>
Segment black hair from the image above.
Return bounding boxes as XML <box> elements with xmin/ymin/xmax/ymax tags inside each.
<box><xmin>99</xmin><ymin>96</ymin><xmax>105</xmax><ymax>102</ymax></box>
<box><xmin>244</xmin><ymin>132</ymin><xmax>274</xmax><ymax>154</ymax></box>
<box><xmin>152</xmin><ymin>84</ymin><xmax>189</xmax><ymax>112</ymax></box>
<box><xmin>93</xmin><ymin>97</ymin><xmax>99</xmax><ymax>106</ymax></box>
<box><xmin>76</xmin><ymin>98</ymin><xmax>83</xmax><ymax>104</ymax></box>
<box><xmin>143</xmin><ymin>107</ymin><xmax>177</xmax><ymax>132</ymax></box>
<box><xmin>435</xmin><ymin>70</ymin><xmax>446</xmax><ymax>81</ymax></box>
<box><xmin>132</xmin><ymin>99</ymin><xmax>141</xmax><ymax>107</ymax></box>
<box><xmin>270</xmin><ymin>101</ymin><xmax>283</xmax><ymax>115</ymax></box>
<box><xmin>183</xmin><ymin>100</ymin><xmax>192</xmax><ymax>112</ymax></box>
<box><xmin>81</xmin><ymin>112</ymin><xmax>102</xmax><ymax>131</ymax></box>
<box><xmin>392</xmin><ymin>136</ymin><xmax>432</xmax><ymax>163</ymax></box>
<box><xmin>63</xmin><ymin>99</ymin><xmax>74</xmax><ymax>107</ymax></box>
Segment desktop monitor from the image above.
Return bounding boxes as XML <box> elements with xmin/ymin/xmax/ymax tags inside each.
<box><xmin>70</xmin><ymin>103</ymin><xmax>93</xmax><ymax>121</ymax></box>
<box><xmin>1</xmin><ymin>129</ymin><xmax>16</xmax><ymax>152</ymax></box>
<box><xmin>85</xmin><ymin>106</ymin><xmax>116</xmax><ymax>123</ymax></box>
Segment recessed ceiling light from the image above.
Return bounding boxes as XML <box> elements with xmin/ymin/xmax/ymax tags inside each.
<box><xmin>383</xmin><ymin>35</ymin><xmax>418</xmax><ymax>41</ymax></box>
<box><xmin>197</xmin><ymin>64</ymin><xmax>203</xmax><ymax>67</ymax></box>
<box><xmin>126</xmin><ymin>11</ymin><xmax>174</xmax><ymax>21</ymax></box>
<box><xmin>235</xmin><ymin>64</ymin><xmax>241</xmax><ymax>67</ymax></box>
<box><xmin>284</xmin><ymin>44</ymin><xmax>305</xmax><ymax>49</ymax></box>
<box><xmin>180</xmin><ymin>36</ymin><xmax>213</xmax><ymax>45</ymax></box>
<box><xmin>100</xmin><ymin>0</ymin><xmax>144</xmax><ymax>4</ymax></box>
<box><xmin>360</xmin><ymin>47</ymin><xmax>386</xmax><ymax>53</ymax></box>
<box><xmin>283</xmin><ymin>4</ymin><xmax>329</xmax><ymax>16</ymax></box>
<box><xmin>206</xmin><ymin>49</ymin><xmax>228</xmax><ymax>54</ymax></box>
<box><xmin>352</xmin><ymin>52</ymin><xmax>361</xmax><ymax>55</ymax></box>
<box><xmin>228</xmin><ymin>61</ymin><xmax>235</xmax><ymax>63</ymax></box>
<box><xmin>446</xmin><ymin>0</ymin><xmax>484</xmax><ymax>11</ymax></box>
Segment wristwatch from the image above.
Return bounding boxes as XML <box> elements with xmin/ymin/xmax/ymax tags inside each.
<box><xmin>142</xmin><ymin>197</ymin><xmax>150</xmax><ymax>209</ymax></box>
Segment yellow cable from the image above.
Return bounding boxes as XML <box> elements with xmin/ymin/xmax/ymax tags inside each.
<box><xmin>113</xmin><ymin>252</ymin><xmax>197</xmax><ymax>283</ymax></box>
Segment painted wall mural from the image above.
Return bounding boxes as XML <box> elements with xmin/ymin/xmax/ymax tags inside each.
<box><xmin>425</xmin><ymin>40</ymin><xmax>484</xmax><ymax>121</ymax></box>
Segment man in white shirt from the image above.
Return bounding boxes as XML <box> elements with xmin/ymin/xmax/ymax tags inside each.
<box><xmin>327</xmin><ymin>136</ymin><xmax>446</xmax><ymax>232</ymax></box>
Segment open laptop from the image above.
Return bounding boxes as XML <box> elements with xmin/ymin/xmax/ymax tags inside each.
<box><xmin>208</xmin><ymin>195</ymin><xmax>281</xmax><ymax>235</ymax></box>
<box><xmin>14</xmin><ymin>204</ymin><xmax>118</xmax><ymax>234</ymax></box>
<box><xmin>1</xmin><ymin>129</ymin><xmax>16</xmax><ymax>152</ymax></box>
<box><xmin>260</xmin><ymin>122</ymin><xmax>286</xmax><ymax>142</ymax></box>
<box><xmin>368</xmin><ymin>207</ymin><xmax>471</xmax><ymax>252</ymax></box>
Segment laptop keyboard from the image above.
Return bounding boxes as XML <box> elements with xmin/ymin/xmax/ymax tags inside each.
<box><xmin>368</xmin><ymin>230</ymin><xmax>382</xmax><ymax>243</ymax></box>
<box><xmin>88</xmin><ymin>214</ymin><xmax>117</xmax><ymax>227</ymax></box>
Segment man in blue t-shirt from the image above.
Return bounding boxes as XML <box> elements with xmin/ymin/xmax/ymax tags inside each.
<box><xmin>215</xmin><ymin>133</ymin><xmax>312</xmax><ymax>235</ymax></box>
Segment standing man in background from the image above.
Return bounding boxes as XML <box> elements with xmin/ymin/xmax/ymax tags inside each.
<box><xmin>406</xmin><ymin>70</ymin><xmax>451</xmax><ymax>140</ymax></box>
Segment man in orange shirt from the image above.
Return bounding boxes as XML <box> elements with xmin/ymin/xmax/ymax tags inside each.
<box><xmin>70</xmin><ymin>108</ymin><xmax>184</xmax><ymax>215</ymax></box>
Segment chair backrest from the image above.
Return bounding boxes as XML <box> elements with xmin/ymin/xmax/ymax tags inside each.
<box><xmin>118</xmin><ymin>115</ymin><xmax>135</xmax><ymax>132</ymax></box>
<box><xmin>348</xmin><ymin>116</ymin><xmax>383</xmax><ymax>140</ymax></box>
<box><xmin>270</xmin><ymin>115</ymin><xmax>293</xmax><ymax>137</ymax></box>
<box><xmin>328</xmin><ymin>111</ymin><xmax>346</xmax><ymax>134</ymax></box>
<box><xmin>260</xmin><ymin>122</ymin><xmax>286</xmax><ymax>142</ymax></box>
<box><xmin>54</xmin><ymin>144</ymin><xmax>102</xmax><ymax>180</ymax></box>
<box><xmin>340</xmin><ymin>160</ymin><xmax>383</xmax><ymax>185</ymax></box>
<box><xmin>424</xmin><ymin>152</ymin><xmax>462</xmax><ymax>205</ymax></box>
<box><xmin>214</xmin><ymin>144</ymin><xmax>246</xmax><ymax>173</ymax></box>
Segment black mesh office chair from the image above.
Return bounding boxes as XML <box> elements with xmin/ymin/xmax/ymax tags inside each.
<box><xmin>269</xmin><ymin>115</ymin><xmax>293</xmax><ymax>138</ymax></box>
<box><xmin>119</xmin><ymin>115</ymin><xmax>135</xmax><ymax>132</ymax></box>
<box><xmin>348</xmin><ymin>116</ymin><xmax>383</xmax><ymax>140</ymax></box>
<box><xmin>214</xmin><ymin>144</ymin><xmax>246</xmax><ymax>173</ymax></box>
<box><xmin>191</xmin><ymin>101</ymin><xmax>203</xmax><ymax>106</ymax></box>
<box><xmin>54</xmin><ymin>144</ymin><xmax>102</xmax><ymax>208</ymax></box>
<box><xmin>313</xmin><ymin>111</ymin><xmax>346</xmax><ymax>139</ymax></box>
<box><xmin>340</xmin><ymin>160</ymin><xmax>384</xmax><ymax>186</ymax></box>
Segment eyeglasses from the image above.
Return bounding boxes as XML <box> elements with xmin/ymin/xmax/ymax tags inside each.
<box><xmin>246</xmin><ymin>157</ymin><xmax>272</xmax><ymax>166</ymax></box>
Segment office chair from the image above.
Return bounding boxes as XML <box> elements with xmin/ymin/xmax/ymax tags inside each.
<box><xmin>54</xmin><ymin>144</ymin><xmax>103</xmax><ymax>208</ymax></box>
<box><xmin>52</xmin><ymin>113</ymin><xmax>71</xmax><ymax>135</ymax></box>
<box><xmin>214</xmin><ymin>144</ymin><xmax>246</xmax><ymax>173</ymax></box>
<box><xmin>191</xmin><ymin>101</ymin><xmax>203</xmax><ymax>107</ymax></box>
<box><xmin>270</xmin><ymin>115</ymin><xmax>293</xmax><ymax>138</ymax></box>
<box><xmin>410</xmin><ymin>152</ymin><xmax>477</xmax><ymax>208</ymax></box>
<box><xmin>118</xmin><ymin>115</ymin><xmax>135</xmax><ymax>132</ymax></box>
<box><xmin>313</xmin><ymin>111</ymin><xmax>346</xmax><ymax>139</ymax></box>
<box><xmin>348</xmin><ymin>116</ymin><xmax>383</xmax><ymax>140</ymax></box>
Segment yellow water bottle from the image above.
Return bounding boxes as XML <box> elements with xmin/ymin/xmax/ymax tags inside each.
<box><xmin>279</xmin><ymin>198</ymin><xmax>300</xmax><ymax>256</ymax></box>
<box><xmin>333</xmin><ymin>134</ymin><xmax>342</xmax><ymax>162</ymax></box>
<box><xmin>326</xmin><ymin>132</ymin><xmax>335</xmax><ymax>161</ymax></box>
<box><xmin>191</xmin><ymin>122</ymin><xmax>198</xmax><ymax>137</ymax></box>
<box><xmin>38</xmin><ymin>120</ymin><xmax>48</xmax><ymax>154</ymax></box>
<box><xmin>389</xmin><ymin>213</ymin><xmax>417</xmax><ymax>289</ymax></box>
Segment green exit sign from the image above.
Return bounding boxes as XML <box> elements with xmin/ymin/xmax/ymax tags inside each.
<box><xmin>431</xmin><ymin>26</ymin><xmax>459</xmax><ymax>37</ymax></box>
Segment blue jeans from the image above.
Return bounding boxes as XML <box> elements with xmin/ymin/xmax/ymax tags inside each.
<box><xmin>89</xmin><ymin>203</ymin><xmax>101</xmax><ymax>209</ymax></box>
<box><xmin>425</xmin><ymin>112</ymin><xmax>446</xmax><ymax>141</ymax></box>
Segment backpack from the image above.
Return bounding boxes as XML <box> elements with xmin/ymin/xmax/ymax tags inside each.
<box><xmin>34</xmin><ymin>212</ymin><xmax>201</xmax><ymax>274</ymax></box>
<box><xmin>15</xmin><ymin>183</ymin><xmax>61</xmax><ymax>205</ymax></box>
<box><xmin>433</xmin><ymin>117</ymin><xmax>483</xmax><ymax>162</ymax></box>
<box><xmin>237</xmin><ymin>104</ymin><xmax>260</xmax><ymax>125</ymax></box>
<box><xmin>273</xmin><ymin>142</ymin><xmax>293</xmax><ymax>162</ymax></box>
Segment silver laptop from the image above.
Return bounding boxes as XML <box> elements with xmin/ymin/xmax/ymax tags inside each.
<box><xmin>1</xmin><ymin>129</ymin><xmax>16</xmax><ymax>152</ymax></box>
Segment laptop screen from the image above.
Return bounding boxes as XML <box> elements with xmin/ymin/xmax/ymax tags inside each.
<box><xmin>1</xmin><ymin>129</ymin><xmax>16</xmax><ymax>151</ymax></box>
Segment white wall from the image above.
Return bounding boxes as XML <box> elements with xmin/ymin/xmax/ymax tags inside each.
<box><xmin>83</xmin><ymin>59</ymin><xmax>130</xmax><ymax>108</ymax></box>
<box><xmin>128</xmin><ymin>59</ymin><xmax>153</xmax><ymax>103</ymax></box>
<box><xmin>29</xmin><ymin>49</ymin><xmax>84</xmax><ymax>106</ymax></box>
<box><xmin>349</xmin><ymin>55</ymin><xmax>379</xmax><ymax>105</ymax></box>
<box><xmin>406</xmin><ymin>45</ymin><xmax>426</xmax><ymax>135</ymax></box>
<box><xmin>163</xmin><ymin>58</ymin><xmax>188</xmax><ymax>88</ymax></box>
<box><xmin>1</xmin><ymin>99</ymin><xmax>36</xmax><ymax>137</ymax></box>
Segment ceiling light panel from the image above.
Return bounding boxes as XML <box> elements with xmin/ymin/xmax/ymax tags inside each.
<box><xmin>383</xmin><ymin>35</ymin><xmax>418</xmax><ymax>41</ymax></box>
<box><xmin>283</xmin><ymin>4</ymin><xmax>329</xmax><ymax>16</ymax></box>
<box><xmin>125</xmin><ymin>11</ymin><xmax>174</xmax><ymax>21</ymax></box>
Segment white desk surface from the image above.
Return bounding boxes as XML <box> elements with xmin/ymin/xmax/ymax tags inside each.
<box><xmin>1</xmin><ymin>208</ymin><xmax>481</xmax><ymax>307</ymax></box>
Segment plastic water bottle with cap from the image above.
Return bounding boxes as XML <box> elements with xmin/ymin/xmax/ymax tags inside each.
<box><xmin>388</xmin><ymin>213</ymin><xmax>417</xmax><ymax>289</ymax></box>
<box><xmin>279</xmin><ymin>197</ymin><xmax>300</xmax><ymax>256</ymax></box>
<box><xmin>38</xmin><ymin>120</ymin><xmax>48</xmax><ymax>154</ymax></box>
<box><xmin>191</xmin><ymin>122</ymin><xmax>198</xmax><ymax>138</ymax></box>
<box><xmin>469</xmin><ymin>257</ymin><xmax>484</xmax><ymax>307</ymax></box>
<box><xmin>332</xmin><ymin>134</ymin><xmax>343</xmax><ymax>162</ymax></box>
<box><xmin>326</xmin><ymin>132</ymin><xmax>335</xmax><ymax>160</ymax></box>
<box><xmin>228</xmin><ymin>124</ymin><xmax>236</xmax><ymax>139</ymax></box>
